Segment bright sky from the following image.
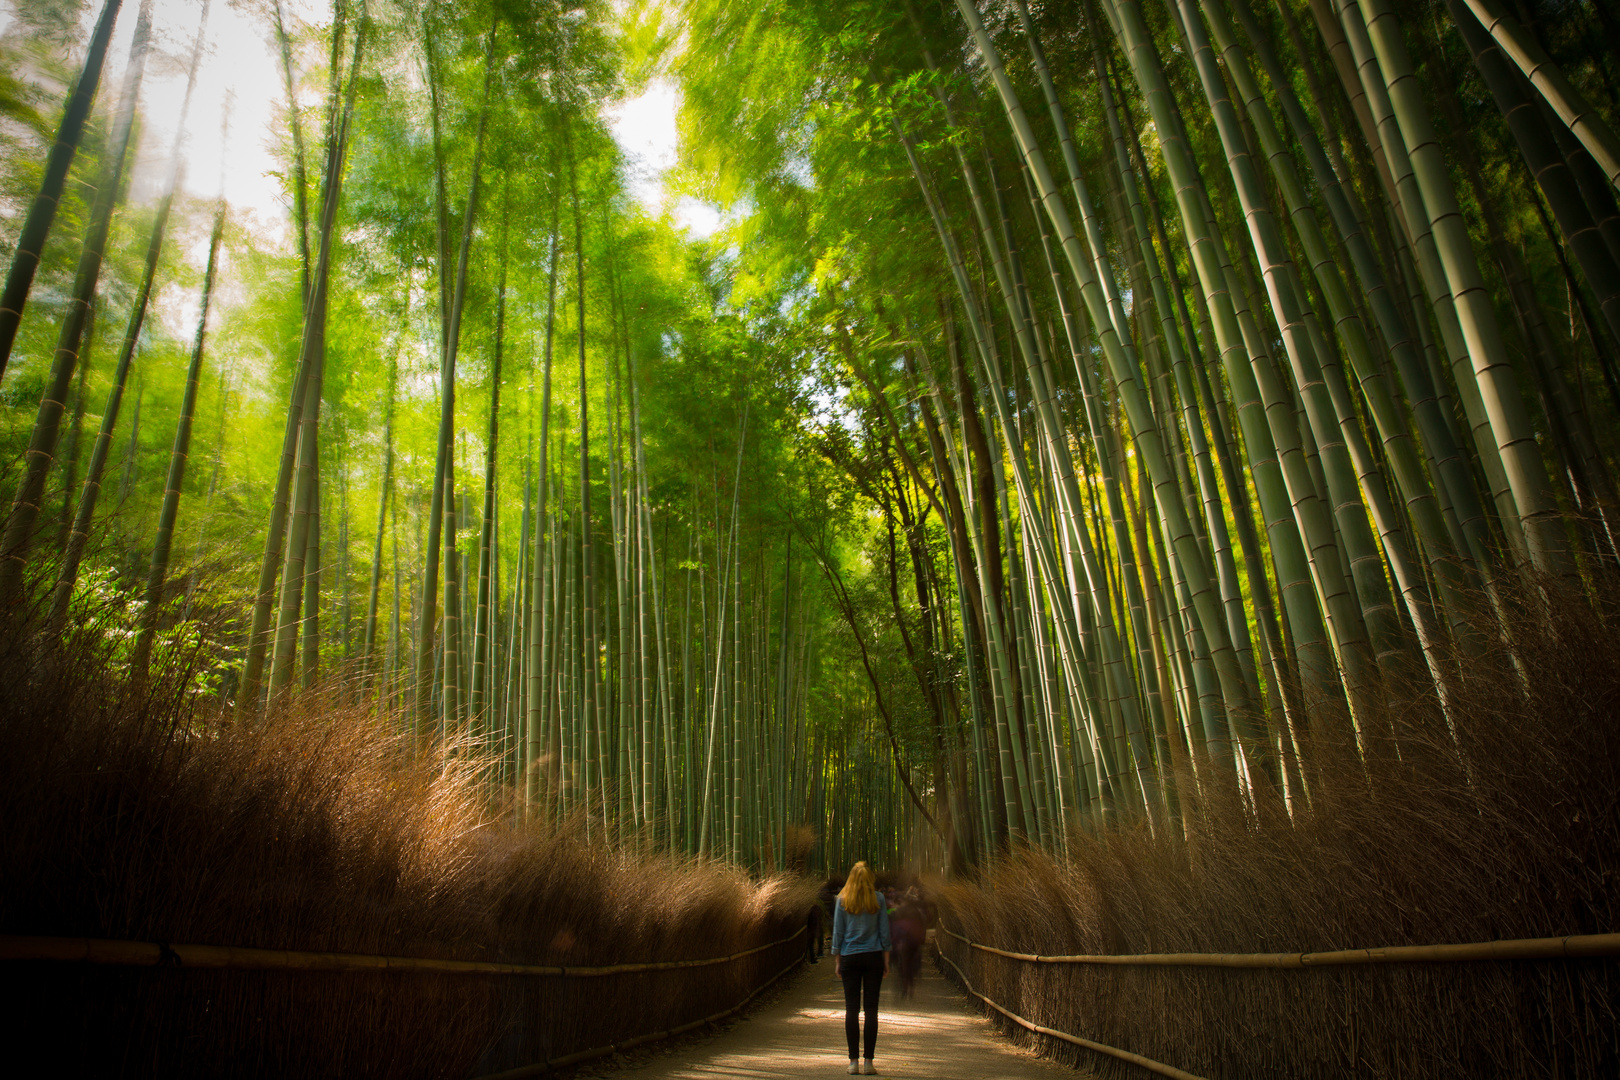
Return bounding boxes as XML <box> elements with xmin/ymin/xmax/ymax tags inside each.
<box><xmin>605</xmin><ymin>76</ymin><xmax>722</xmax><ymax>239</ymax></box>
<box><xmin>5</xmin><ymin>0</ymin><xmax>723</xmax><ymax>245</ymax></box>
<box><xmin>52</xmin><ymin>0</ymin><xmax>326</xmax><ymax>240</ymax></box>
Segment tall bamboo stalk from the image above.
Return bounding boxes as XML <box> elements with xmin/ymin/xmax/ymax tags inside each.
<box><xmin>1357</xmin><ymin>0</ymin><xmax>1574</xmax><ymax>581</ymax></box>
<box><xmin>50</xmin><ymin>0</ymin><xmax>210</xmax><ymax>631</ymax></box>
<box><xmin>238</xmin><ymin>7</ymin><xmax>366</xmax><ymax>715</ymax></box>
<box><xmin>472</xmin><ymin>209</ymin><xmax>509</xmax><ymax>729</ymax></box>
<box><xmin>0</xmin><ymin>0</ymin><xmax>153</xmax><ymax>605</ymax></box>
<box><xmin>130</xmin><ymin>204</ymin><xmax>225</xmax><ymax>677</ymax></box>
<box><xmin>415</xmin><ymin>22</ymin><xmax>497</xmax><ymax>731</ymax></box>
<box><xmin>363</xmin><ymin>292</ymin><xmax>407</xmax><ymax>672</ymax></box>
<box><xmin>0</xmin><ymin>0</ymin><xmax>126</xmax><ymax>382</ymax></box>
<box><xmin>526</xmin><ymin>192</ymin><xmax>561</xmax><ymax>809</ymax></box>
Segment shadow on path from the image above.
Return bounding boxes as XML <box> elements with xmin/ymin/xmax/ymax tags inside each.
<box><xmin>613</xmin><ymin>955</ymin><xmax>1087</xmax><ymax>1080</ymax></box>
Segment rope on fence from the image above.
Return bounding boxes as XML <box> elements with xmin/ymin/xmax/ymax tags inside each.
<box><xmin>0</xmin><ymin>925</ymin><xmax>805</xmax><ymax>977</ymax></box>
<box><xmin>933</xmin><ymin>944</ymin><xmax>1207</xmax><ymax>1080</ymax></box>
<box><xmin>936</xmin><ymin>925</ymin><xmax>1620</xmax><ymax>968</ymax></box>
<box><xmin>473</xmin><ymin>946</ymin><xmax>806</xmax><ymax>1079</ymax></box>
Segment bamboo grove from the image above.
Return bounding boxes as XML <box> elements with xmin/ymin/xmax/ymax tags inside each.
<box><xmin>673</xmin><ymin>0</ymin><xmax>1620</xmax><ymax>864</ymax></box>
<box><xmin>0</xmin><ymin>0</ymin><xmax>928</xmax><ymax>875</ymax></box>
<box><xmin>2</xmin><ymin>0</ymin><xmax>1619</xmax><ymax>876</ymax></box>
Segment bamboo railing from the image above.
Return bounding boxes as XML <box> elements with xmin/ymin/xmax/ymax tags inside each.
<box><xmin>934</xmin><ymin>924</ymin><xmax>1620</xmax><ymax>1080</ymax></box>
<box><xmin>474</xmin><ymin>948</ymin><xmax>804</xmax><ymax>1080</ymax></box>
<box><xmin>934</xmin><ymin>946</ymin><xmax>1207</xmax><ymax>1080</ymax></box>
<box><xmin>0</xmin><ymin>925</ymin><xmax>803</xmax><ymax>976</ymax></box>
<box><xmin>4</xmin><ymin>925</ymin><xmax>809</xmax><ymax>1076</ymax></box>
<box><xmin>935</xmin><ymin>925</ymin><xmax>1620</xmax><ymax>967</ymax></box>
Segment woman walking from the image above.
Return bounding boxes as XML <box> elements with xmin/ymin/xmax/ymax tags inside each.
<box><xmin>831</xmin><ymin>861</ymin><xmax>891</xmax><ymax>1074</ymax></box>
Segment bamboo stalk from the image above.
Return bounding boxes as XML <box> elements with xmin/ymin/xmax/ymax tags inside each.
<box><xmin>130</xmin><ymin>203</ymin><xmax>226</xmax><ymax>678</ymax></box>
<box><xmin>0</xmin><ymin>0</ymin><xmax>154</xmax><ymax>604</ymax></box>
<box><xmin>239</xmin><ymin>8</ymin><xmax>365</xmax><ymax>716</ymax></box>
<box><xmin>471</xmin><ymin>209</ymin><xmax>509</xmax><ymax>730</ymax></box>
<box><xmin>0</xmin><ymin>0</ymin><xmax>126</xmax><ymax>381</ymax></box>
<box><xmin>1459</xmin><ymin>0</ymin><xmax>1620</xmax><ymax>191</ymax></box>
<box><xmin>1357</xmin><ymin>0</ymin><xmax>1573</xmax><ymax>580</ymax></box>
<box><xmin>50</xmin><ymin>0</ymin><xmax>210</xmax><ymax>632</ymax></box>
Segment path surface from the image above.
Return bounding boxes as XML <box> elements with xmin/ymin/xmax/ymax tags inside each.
<box><xmin>610</xmin><ymin>953</ymin><xmax>1086</xmax><ymax>1080</ymax></box>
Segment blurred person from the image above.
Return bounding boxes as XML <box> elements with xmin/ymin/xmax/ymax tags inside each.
<box><xmin>818</xmin><ymin>880</ymin><xmax>838</xmax><ymax>954</ymax></box>
<box><xmin>889</xmin><ymin>892</ymin><xmax>924</xmax><ymax>999</ymax></box>
<box><xmin>831</xmin><ymin>861</ymin><xmax>890</xmax><ymax>1075</ymax></box>
<box><xmin>806</xmin><ymin>895</ymin><xmax>824</xmax><ymax>964</ymax></box>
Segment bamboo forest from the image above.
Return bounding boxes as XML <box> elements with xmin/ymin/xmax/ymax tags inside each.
<box><xmin>2</xmin><ymin>0</ymin><xmax>1619</xmax><ymax>1076</ymax></box>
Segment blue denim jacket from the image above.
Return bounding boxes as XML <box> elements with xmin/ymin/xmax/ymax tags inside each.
<box><xmin>831</xmin><ymin>895</ymin><xmax>891</xmax><ymax>956</ymax></box>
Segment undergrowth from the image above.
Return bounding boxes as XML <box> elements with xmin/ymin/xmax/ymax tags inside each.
<box><xmin>937</xmin><ymin>570</ymin><xmax>1620</xmax><ymax>1079</ymax></box>
<box><xmin>0</xmin><ymin>601</ymin><xmax>814</xmax><ymax>1079</ymax></box>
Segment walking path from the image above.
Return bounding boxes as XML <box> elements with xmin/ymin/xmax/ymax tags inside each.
<box><xmin>608</xmin><ymin>953</ymin><xmax>1086</xmax><ymax>1080</ymax></box>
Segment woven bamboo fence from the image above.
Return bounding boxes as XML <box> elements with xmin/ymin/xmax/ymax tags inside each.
<box><xmin>1</xmin><ymin>925</ymin><xmax>807</xmax><ymax>1077</ymax></box>
<box><xmin>935</xmin><ymin>924</ymin><xmax>1620</xmax><ymax>1079</ymax></box>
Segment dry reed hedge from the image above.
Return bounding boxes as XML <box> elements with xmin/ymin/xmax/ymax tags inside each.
<box><xmin>936</xmin><ymin>572</ymin><xmax>1620</xmax><ymax>1079</ymax></box>
<box><xmin>0</xmin><ymin>606</ymin><xmax>815</xmax><ymax>1079</ymax></box>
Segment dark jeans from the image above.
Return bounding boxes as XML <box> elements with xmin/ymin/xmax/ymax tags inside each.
<box><xmin>839</xmin><ymin>950</ymin><xmax>885</xmax><ymax>1060</ymax></box>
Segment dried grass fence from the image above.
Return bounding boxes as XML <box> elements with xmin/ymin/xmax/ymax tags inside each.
<box><xmin>933</xmin><ymin>574</ymin><xmax>1620</xmax><ymax>1079</ymax></box>
<box><xmin>0</xmin><ymin>613</ymin><xmax>817</xmax><ymax>1078</ymax></box>
<box><xmin>0</xmin><ymin>927</ymin><xmax>805</xmax><ymax>1078</ymax></box>
<box><xmin>935</xmin><ymin>927</ymin><xmax>1620</xmax><ymax>1080</ymax></box>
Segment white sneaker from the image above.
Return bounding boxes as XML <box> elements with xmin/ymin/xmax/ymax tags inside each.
<box><xmin>863</xmin><ymin>1062</ymin><xmax>879</xmax><ymax>1075</ymax></box>
<box><xmin>846</xmin><ymin>1062</ymin><xmax>858</xmax><ymax>1075</ymax></box>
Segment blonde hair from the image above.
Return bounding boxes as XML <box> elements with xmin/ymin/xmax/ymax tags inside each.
<box><xmin>839</xmin><ymin>861</ymin><xmax>880</xmax><ymax>915</ymax></box>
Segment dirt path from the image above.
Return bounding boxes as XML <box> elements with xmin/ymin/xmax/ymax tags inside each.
<box><xmin>609</xmin><ymin>955</ymin><xmax>1086</xmax><ymax>1080</ymax></box>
